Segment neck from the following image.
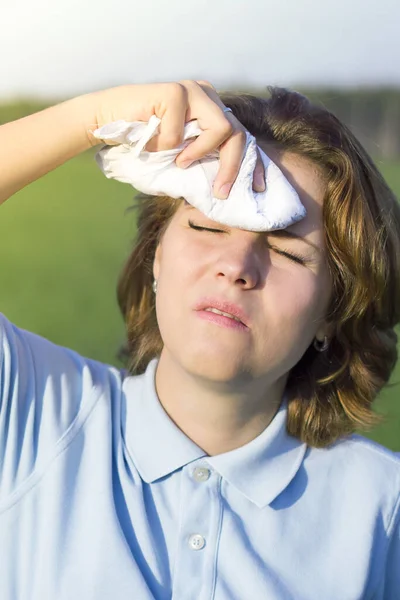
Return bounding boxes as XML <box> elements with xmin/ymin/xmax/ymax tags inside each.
<box><xmin>154</xmin><ymin>349</ymin><xmax>287</xmax><ymax>456</ymax></box>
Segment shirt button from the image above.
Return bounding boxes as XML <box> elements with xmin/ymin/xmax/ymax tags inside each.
<box><xmin>192</xmin><ymin>467</ymin><xmax>211</xmax><ymax>482</ymax></box>
<box><xmin>188</xmin><ymin>534</ymin><xmax>206</xmax><ymax>551</ymax></box>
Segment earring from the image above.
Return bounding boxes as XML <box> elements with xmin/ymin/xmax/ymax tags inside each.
<box><xmin>313</xmin><ymin>335</ymin><xmax>329</xmax><ymax>352</ymax></box>
<box><xmin>152</xmin><ymin>279</ymin><xmax>158</xmax><ymax>294</ymax></box>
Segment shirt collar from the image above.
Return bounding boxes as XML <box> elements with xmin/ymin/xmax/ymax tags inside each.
<box><xmin>122</xmin><ymin>358</ymin><xmax>307</xmax><ymax>509</ymax></box>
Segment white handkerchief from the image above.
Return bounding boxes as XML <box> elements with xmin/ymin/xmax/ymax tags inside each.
<box><xmin>93</xmin><ymin>115</ymin><xmax>306</xmax><ymax>231</ymax></box>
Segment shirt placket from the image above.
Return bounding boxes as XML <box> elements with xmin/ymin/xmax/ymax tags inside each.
<box><xmin>171</xmin><ymin>461</ymin><xmax>223</xmax><ymax>600</ymax></box>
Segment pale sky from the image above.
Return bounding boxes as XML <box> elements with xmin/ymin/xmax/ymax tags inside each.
<box><xmin>1</xmin><ymin>0</ymin><xmax>399</xmax><ymax>100</ymax></box>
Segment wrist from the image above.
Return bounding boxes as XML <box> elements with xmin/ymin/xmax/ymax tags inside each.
<box><xmin>63</xmin><ymin>92</ymin><xmax>104</xmax><ymax>149</ymax></box>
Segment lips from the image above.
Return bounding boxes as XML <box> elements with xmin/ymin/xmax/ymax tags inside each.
<box><xmin>194</xmin><ymin>297</ymin><xmax>250</xmax><ymax>327</ymax></box>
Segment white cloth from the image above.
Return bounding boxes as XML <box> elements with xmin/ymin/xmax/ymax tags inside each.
<box><xmin>93</xmin><ymin>115</ymin><xmax>306</xmax><ymax>231</ymax></box>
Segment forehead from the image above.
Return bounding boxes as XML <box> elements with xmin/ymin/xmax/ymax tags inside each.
<box><xmin>176</xmin><ymin>146</ymin><xmax>327</xmax><ymax>241</ymax></box>
<box><xmin>257</xmin><ymin>143</ymin><xmax>326</xmax><ymax>238</ymax></box>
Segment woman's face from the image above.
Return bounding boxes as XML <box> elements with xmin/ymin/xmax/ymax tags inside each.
<box><xmin>153</xmin><ymin>149</ymin><xmax>333</xmax><ymax>385</ymax></box>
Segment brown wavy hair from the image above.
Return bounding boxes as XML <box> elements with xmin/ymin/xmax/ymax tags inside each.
<box><xmin>116</xmin><ymin>87</ymin><xmax>400</xmax><ymax>448</ymax></box>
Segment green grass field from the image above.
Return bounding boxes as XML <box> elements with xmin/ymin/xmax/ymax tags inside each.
<box><xmin>0</xmin><ymin>152</ymin><xmax>399</xmax><ymax>450</ymax></box>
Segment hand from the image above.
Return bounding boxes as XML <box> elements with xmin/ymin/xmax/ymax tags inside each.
<box><xmin>89</xmin><ymin>80</ymin><xmax>265</xmax><ymax>199</ymax></box>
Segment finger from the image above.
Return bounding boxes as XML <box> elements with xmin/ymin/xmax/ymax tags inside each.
<box><xmin>196</xmin><ymin>80</ymin><xmax>217</xmax><ymax>91</ymax></box>
<box><xmin>172</xmin><ymin>80</ymin><xmax>237</xmax><ymax>170</ymax></box>
<box><xmin>191</xmin><ymin>84</ymin><xmax>248</xmax><ymax>198</ymax></box>
<box><xmin>212</xmin><ymin>128</ymin><xmax>247</xmax><ymax>199</ymax></box>
<box><xmin>252</xmin><ymin>147</ymin><xmax>266</xmax><ymax>193</ymax></box>
<box><xmin>176</xmin><ymin>79</ymin><xmax>224</xmax><ymax>123</ymax></box>
<box><xmin>145</xmin><ymin>83</ymin><xmax>188</xmax><ymax>152</ymax></box>
<box><xmin>195</xmin><ymin>80</ymin><xmax>226</xmax><ymax>110</ymax></box>
<box><xmin>175</xmin><ymin>115</ymin><xmax>233</xmax><ymax>168</ymax></box>
<box><xmin>147</xmin><ymin>81</ymin><xmax>242</xmax><ymax>199</ymax></box>
<box><xmin>175</xmin><ymin>81</ymin><xmax>248</xmax><ymax>198</ymax></box>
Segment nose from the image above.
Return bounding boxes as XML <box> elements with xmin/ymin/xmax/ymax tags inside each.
<box><xmin>214</xmin><ymin>234</ymin><xmax>263</xmax><ymax>289</ymax></box>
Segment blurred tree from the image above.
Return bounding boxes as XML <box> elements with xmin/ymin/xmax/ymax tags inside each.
<box><xmin>297</xmin><ymin>88</ymin><xmax>400</xmax><ymax>160</ymax></box>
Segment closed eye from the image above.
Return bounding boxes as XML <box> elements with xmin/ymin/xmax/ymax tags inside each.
<box><xmin>188</xmin><ymin>219</ymin><xmax>226</xmax><ymax>233</ymax></box>
<box><xmin>270</xmin><ymin>246</ymin><xmax>306</xmax><ymax>265</ymax></box>
<box><xmin>189</xmin><ymin>219</ymin><xmax>306</xmax><ymax>265</ymax></box>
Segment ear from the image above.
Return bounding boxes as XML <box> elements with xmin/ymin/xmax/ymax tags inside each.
<box><xmin>153</xmin><ymin>243</ymin><xmax>162</xmax><ymax>281</ymax></box>
<box><xmin>315</xmin><ymin>320</ymin><xmax>335</xmax><ymax>342</ymax></box>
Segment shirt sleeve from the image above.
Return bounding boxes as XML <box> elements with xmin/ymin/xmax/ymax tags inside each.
<box><xmin>0</xmin><ymin>312</ymin><xmax>123</xmax><ymax>500</ymax></box>
<box><xmin>382</xmin><ymin>493</ymin><xmax>400</xmax><ymax>598</ymax></box>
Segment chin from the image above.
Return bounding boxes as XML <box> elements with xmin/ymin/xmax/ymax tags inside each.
<box><xmin>178</xmin><ymin>341</ymin><xmax>253</xmax><ymax>384</ymax></box>
<box><xmin>158</xmin><ymin>315</ymin><xmax>255</xmax><ymax>383</ymax></box>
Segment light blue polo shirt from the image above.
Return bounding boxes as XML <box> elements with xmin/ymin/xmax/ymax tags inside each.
<box><xmin>0</xmin><ymin>312</ymin><xmax>399</xmax><ymax>599</ymax></box>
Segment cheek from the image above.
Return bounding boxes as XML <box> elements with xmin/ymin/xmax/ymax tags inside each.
<box><xmin>263</xmin><ymin>268</ymin><xmax>329</xmax><ymax>333</ymax></box>
<box><xmin>251</xmin><ymin>270</ymin><xmax>329</xmax><ymax>373</ymax></box>
<box><xmin>155</xmin><ymin>230</ymin><xmax>202</xmax><ymax>326</ymax></box>
<box><xmin>159</xmin><ymin>232</ymin><xmax>206</xmax><ymax>282</ymax></box>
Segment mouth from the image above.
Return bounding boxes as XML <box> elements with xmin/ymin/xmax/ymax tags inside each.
<box><xmin>195</xmin><ymin>309</ymin><xmax>249</xmax><ymax>332</ymax></box>
<box><xmin>203</xmin><ymin>307</ymin><xmax>243</xmax><ymax>323</ymax></box>
<box><xmin>193</xmin><ymin>298</ymin><xmax>250</xmax><ymax>330</ymax></box>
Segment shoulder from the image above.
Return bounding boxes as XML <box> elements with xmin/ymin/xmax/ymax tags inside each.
<box><xmin>305</xmin><ymin>433</ymin><xmax>400</xmax><ymax>530</ymax></box>
<box><xmin>347</xmin><ymin>433</ymin><xmax>400</xmax><ymax>460</ymax></box>
<box><xmin>0</xmin><ymin>311</ymin><xmax>127</xmax><ymax>400</ymax></box>
<box><xmin>309</xmin><ymin>432</ymin><xmax>400</xmax><ymax>482</ymax></box>
<box><xmin>307</xmin><ymin>430</ymin><xmax>400</xmax><ymax>472</ymax></box>
<box><xmin>0</xmin><ymin>312</ymin><xmax>127</xmax><ymax>500</ymax></box>
<box><xmin>330</xmin><ymin>433</ymin><xmax>400</xmax><ymax>473</ymax></box>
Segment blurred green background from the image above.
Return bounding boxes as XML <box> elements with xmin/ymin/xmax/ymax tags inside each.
<box><xmin>0</xmin><ymin>94</ymin><xmax>399</xmax><ymax>451</ymax></box>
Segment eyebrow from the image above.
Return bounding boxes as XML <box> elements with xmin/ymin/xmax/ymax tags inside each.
<box><xmin>184</xmin><ymin>205</ymin><xmax>321</xmax><ymax>253</ymax></box>
<box><xmin>267</xmin><ymin>229</ymin><xmax>321</xmax><ymax>253</ymax></box>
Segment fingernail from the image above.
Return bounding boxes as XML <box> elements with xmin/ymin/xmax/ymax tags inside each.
<box><xmin>178</xmin><ymin>159</ymin><xmax>193</xmax><ymax>169</ymax></box>
<box><xmin>253</xmin><ymin>172</ymin><xmax>266</xmax><ymax>192</ymax></box>
<box><xmin>214</xmin><ymin>182</ymin><xmax>232</xmax><ymax>199</ymax></box>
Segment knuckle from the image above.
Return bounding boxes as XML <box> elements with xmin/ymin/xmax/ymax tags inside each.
<box><xmin>163</xmin><ymin>132</ymin><xmax>183</xmax><ymax>148</ymax></box>
<box><xmin>167</xmin><ymin>81</ymin><xmax>186</xmax><ymax>99</ymax></box>
<box><xmin>220</xmin><ymin>120</ymin><xmax>234</xmax><ymax>137</ymax></box>
<box><xmin>196</xmin><ymin>79</ymin><xmax>214</xmax><ymax>90</ymax></box>
<box><xmin>177</xmin><ymin>79</ymin><xmax>196</xmax><ymax>89</ymax></box>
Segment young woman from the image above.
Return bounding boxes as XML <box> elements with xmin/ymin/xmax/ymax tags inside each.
<box><xmin>0</xmin><ymin>80</ymin><xmax>399</xmax><ymax>599</ymax></box>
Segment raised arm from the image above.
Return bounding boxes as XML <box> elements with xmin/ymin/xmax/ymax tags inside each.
<box><xmin>0</xmin><ymin>81</ymin><xmax>265</xmax><ymax>205</ymax></box>
<box><xmin>0</xmin><ymin>80</ymin><xmax>264</xmax><ymax>503</ymax></box>
<box><xmin>0</xmin><ymin>95</ymin><xmax>95</xmax><ymax>204</ymax></box>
